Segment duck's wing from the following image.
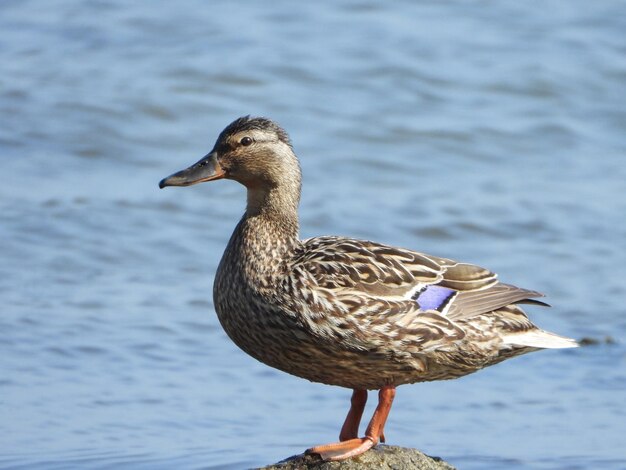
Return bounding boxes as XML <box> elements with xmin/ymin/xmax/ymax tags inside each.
<box><xmin>295</xmin><ymin>236</ymin><xmax>545</xmax><ymax>322</ymax></box>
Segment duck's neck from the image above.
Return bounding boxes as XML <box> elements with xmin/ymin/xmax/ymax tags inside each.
<box><xmin>245</xmin><ymin>181</ymin><xmax>300</xmax><ymax>236</ymax></box>
<box><xmin>227</xmin><ymin>186</ymin><xmax>301</xmax><ymax>275</ymax></box>
<box><xmin>248</xmin><ymin>182</ymin><xmax>298</xmax><ymax>219</ymax></box>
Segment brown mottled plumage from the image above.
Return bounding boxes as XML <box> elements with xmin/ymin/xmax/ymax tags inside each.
<box><xmin>159</xmin><ymin>116</ymin><xmax>577</xmax><ymax>461</ymax></box>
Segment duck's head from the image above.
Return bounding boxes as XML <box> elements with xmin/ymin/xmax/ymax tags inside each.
<box><xmin>159</xmin><ymin>116</ymin><xmax>301</xmax><ymax>193</ymax></box>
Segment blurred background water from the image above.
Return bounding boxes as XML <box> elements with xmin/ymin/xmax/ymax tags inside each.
<box><xmin>1</xmin><ymin>1</ymin><xmax>625</xmax><ymax>469</ymax></box>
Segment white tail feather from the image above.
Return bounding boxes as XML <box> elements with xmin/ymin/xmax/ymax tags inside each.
<box><xmin>503</xmin><ymin>330</ymin><xmax>578</xmax><ymax>349</ymax></box>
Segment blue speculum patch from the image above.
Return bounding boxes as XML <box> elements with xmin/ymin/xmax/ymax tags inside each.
<box><xmin>414</xmin><ymin>285</ymin><xmax>456</xmax><ymax>311</ymax></box>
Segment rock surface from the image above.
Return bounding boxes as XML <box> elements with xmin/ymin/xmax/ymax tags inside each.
<box><xmin>256</xmin><ymin>445</ymin><xmax>457</xmax><ymax>470</ymax></box>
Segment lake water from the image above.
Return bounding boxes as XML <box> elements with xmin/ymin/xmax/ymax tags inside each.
<box><xmin>1</xmin><ymin>1</ymin><xmax>625</xmax><ymax>469</ymax></box>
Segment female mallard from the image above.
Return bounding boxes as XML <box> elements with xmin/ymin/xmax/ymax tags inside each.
<box><xmin>159</xmin><ymin>116</ymin><xmax>577</xmax><ymax>461</ymax></box>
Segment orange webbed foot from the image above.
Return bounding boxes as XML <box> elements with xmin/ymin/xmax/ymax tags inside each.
<box><xmin>306</xmin><ymin>436</ymin><xmax>377</xmax><ymax>461</ymax></box>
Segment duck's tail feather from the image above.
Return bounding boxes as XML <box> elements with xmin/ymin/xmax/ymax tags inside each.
<box><xmin>503</xmin><ymin>329</ymin><xmax>578</xmax><ymax>349</ymax></box>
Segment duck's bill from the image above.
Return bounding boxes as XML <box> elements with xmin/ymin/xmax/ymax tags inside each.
<box><xmin>159</xmin><ymin>151</ymin><xmax>225</xmax><ymax>188</ymax></box>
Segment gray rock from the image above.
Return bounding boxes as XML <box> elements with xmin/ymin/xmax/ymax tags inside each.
<box><xmin>256</xmin><ymin>445</ymin><xmax>457</xmax><ymax>470</ymax></box>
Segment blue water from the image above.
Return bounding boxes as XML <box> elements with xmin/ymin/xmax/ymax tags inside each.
<box><xmin>1</xmin><ymin>1</ymin><xmax>625</xmax><ymax>469</ymax></box>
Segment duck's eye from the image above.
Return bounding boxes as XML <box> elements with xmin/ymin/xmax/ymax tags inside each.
<box><xmin>240</xmin><ymin>136</ymin><xmax>253</xmax><ymax>146</ymax></box>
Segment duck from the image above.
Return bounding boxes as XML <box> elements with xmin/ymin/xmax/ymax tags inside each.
<box><xmin>159</xmin><ymin>116</ymin><xmax>578</xmax><ymax>461</ymax></box>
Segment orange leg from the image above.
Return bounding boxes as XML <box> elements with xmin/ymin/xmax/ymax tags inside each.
<box><xmin>339</xmin><ymin>389</ymin><xmax>367</xmax><ymax>441</ymax></box>
<box><xmin>307</xmin><ymin>385</ymin><xmax>396</xmax><ymax>461</ymax></box>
